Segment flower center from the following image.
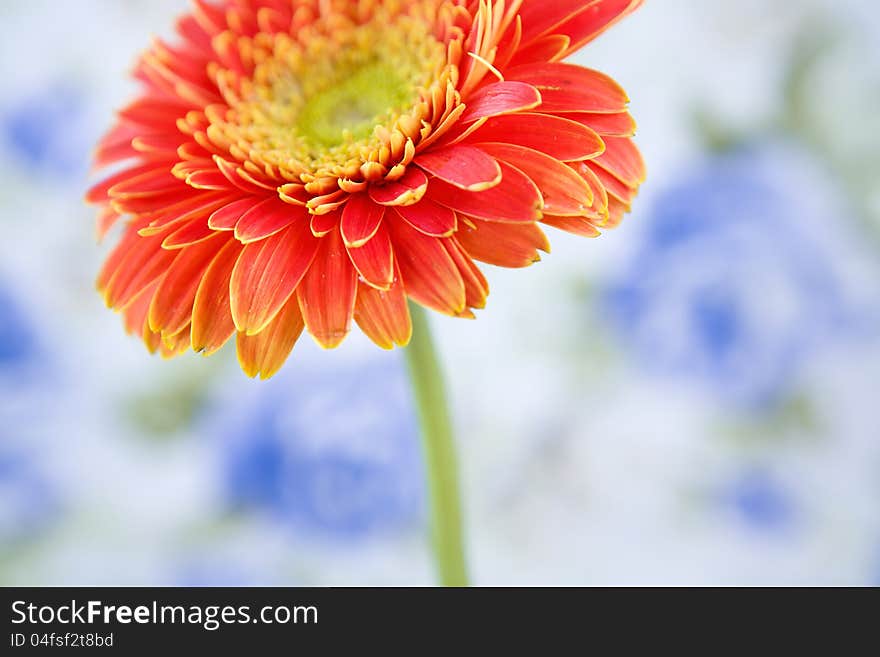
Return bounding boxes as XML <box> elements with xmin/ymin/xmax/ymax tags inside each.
<box><xmin>295</xmin><ymin>61</ymin><xmax>413</xmax><ymax>149</ymax></box>
<box><xmin>215</xmin><ymin>4</ymin><xmax>448</xmax><ymax>184</ymax></box>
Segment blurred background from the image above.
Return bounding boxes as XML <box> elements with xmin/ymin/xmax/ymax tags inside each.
<box><xmin>1</xmin><ymin>0</ymin><xmax>879</xmax><ymax>585</ymax></box>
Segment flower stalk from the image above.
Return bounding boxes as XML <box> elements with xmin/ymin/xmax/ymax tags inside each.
<box><xmin>404</xmin><ymin>303</ymin><xmax>469</xmax><ymax>587</ymax></box>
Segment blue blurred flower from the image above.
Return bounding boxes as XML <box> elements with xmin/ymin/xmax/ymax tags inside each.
<box><xmin>214</xmin><ymin>353</ymin><xmax>424</xmax><ymax>539</ymax></box>
<box><xmin>604</xmin><ymin>144</ymin><xmax>855</xmax><ymax>409</ymax></box>
<box><xmin>0</xmin><ymin>286</ymin><xmax>38</xmax><ymax>373</ymax></box>
<box><xmin>2</xmin><ymin>83</ymin><xmax>89</xmax><ymax>177</ymax></box>
<box><xmin>719</xmin><ymin>468</ymin><xmax>797</xmax><ymax>534</ymax></box>
<box><xmin>0</xmin><ymin>446</ymin><xmax>57</xmax><ymax>544</ymax></box>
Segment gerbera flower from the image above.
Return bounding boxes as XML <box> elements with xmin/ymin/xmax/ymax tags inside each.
<box><xmin>88</xmin><ymin>0</ymin><xmax>645</xmax><ymax>378</ymax></box>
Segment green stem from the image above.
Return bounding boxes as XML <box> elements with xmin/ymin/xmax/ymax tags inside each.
<box><xmin>403</xmin><ymin>303</ymin><xmax>469</xmax><ymax>587</ymax></box>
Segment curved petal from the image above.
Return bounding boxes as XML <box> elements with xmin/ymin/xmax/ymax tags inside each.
<box><xmin>416</xmin><ymin>145</ymin><xmax>502</xmax><ymax>191</ymax></box>
<box><xmin>505</xmin><ymin>62</ymin><xmax>629</xmax><ymax>114</ymax></box>
<box><xmin>346</xmin><ymin>222</ymin><xmax>394</xmax><ymax>290</ymax></box>
<box><xmin>368</xmin><ymin>168</ymin><xmax>429</xmax><ymax>206</ymax></box>
<box><xmin>354</xmin><ymin>260</ymin><xmax>412</xmax><ymax>349</ymax></box>
<box><xmin>456</xmin><ymin>217</ymin><xmax>551</xmax><ymax>268</ymax></box>
<box><xmin>460</xmin><ymin>81</ymin><xmax>542</xmax><ymax>123</ymax></box>
<box><xmin>388</xmin><ymin>220</ymin><xmax>466</xmax><ymax>316</ymax></box>
<box><xmin>296</xmin><ymin>228</ymin><xmax>357</xmax><ymax>349</ymax></box>
<box><xmin>477</xmin><ymin>142</ymin><xmax>593</xmax><ymax>216</ymax></box>
<box><xmin>340</xmin><ymin>193</ymin><xmax>385</xmax><ymax>247</ymax></box>
<box><xmin>230</xmin><ymin>219</ymin><xmax>319</xmax><ymax>335</ymax></box>
<box><xmin>464</xmin><ymin>113</ymin><xmax>605</xmax><ymax>161</ymax></box>
<box><xmin>191</xmin><ymin>238</ymin><xmax>242</xmax><ymax>355</ymax></box>
<box><xmin>393</xmin><ymin>200</ymin><xmax>457</xmax><ymax>237</ymax></box>
<box><xmin>237</xmin><ymin>293</ymin><xmax>305</xmax><ymax>379</ymax></box>
<box><xmin>429</xmin><ymin>161</ymin><xmax>543</xmax><ymax>223</ymax></box>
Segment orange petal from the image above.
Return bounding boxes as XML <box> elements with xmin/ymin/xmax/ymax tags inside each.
<box><xmin>354</xmin><ymin>260</ymin><xmax>412</xmax><ymax>349</ymax></box>
<box><xmin>505</xmin><ymin>62</ymin><xmax>629</xmax><ymax>114</ymax></box>
<box><xmin>388</xmin><ymin>220</ymin><xmax>465</xmax><ymax>316</ymax></box>
<box><xmin>518</xmin><ymin>0</ymin><xmax>598</xmax><ymax>43</ymax></box>
<box><xmin>456</xmin><ymin>217</ymin><xmax>550</xmax><ymax>268</ymax></box>
<box><xmin>443</xmin><ymin>238</ymin><xmax>489</xmax><ymax>311</ymax></box>
<box><xmin>506</xmin><ymin>34</ymin><xmax>570</xmax><ymax>67</ymax></box>
<box><xmin>567</xmin><ymin>111</ymin><xmax>637</xmax><ymax>137</ymax></box>
<box><xmin>208</xmin><ymin>197</ymin><xmax>263</xmax><ymax>230</ymax></box>
<box><xmin>148</xmin><ymin>235</ymin><xmax>230</xmax><ymax>337</ymax></box>
<box><xmin>346</xmin><ymin>222</ymin><xmax>394</xmax><ymax>290</ymax></box>
<box><xmin>296</xmin><ymin>229</ymin><xmax>357</xmax><ymax>349</ymax></box>
<box><xmin>477</xmin><ymin>142</ymin><xmax>593</xmax><ymax>216</ymax></box>
<box><xmin>162</xmin><ymin>218</ymin><xmax>217</xmax><ymax>248</ymax></box>
<box><xmin>101</xmin><ymin>229</ymin><xmax>177</xmax><ymax>309</ymax></box>
<box><xmin>555</xmin><ymin>0</ymin><xmax>645</xmax><ymax>57</ymax></box>
<box><xmin>311</xmin><ymin>209</ymin><xmax>341</xmax><ymax>237</ymax></box>
<box><xmin>234</xmin><ymin>196</ymin><xmax>307</xmax><ymax>243</ymax></box>
<box><xmin>340</xmin><ymin>193</ymin><xmax>385</xmax><ymax>247</ymax></box>
<box><xmin>191</xmin><ymin>238</ymin><xmax>241</xmax><ymax>355</ymax></box>
<box><xmin>464</xmin><ymin>112</ymin><xmax>605</xmax><ymax>161</ymax></box>
<box><xmin>541</xmin><ymin>215</ymin><xmax>602</xmax><ymax>237</ymax></box>
<box><xmin>368</xmin><ymin>167</ymin><xmax>428</xmax><ymax>206</ymax></box>
<box><xmin>460</xmin><ymin>81</ymin><xmax>542</xmax><ymax>123</ymax></box>
<box><xmin>237</xmin><ymin>293</ymin><xmax>305</xmax><ymax>379</ymax></box>
<box><xmin>393</xmin><ymin>200</ymin><xmax>456</xmax><ymax>237</ymax></box>
<box><xmin>416</xmin><ymin>145</ymin><xmax>502</xmax><ymax>192</ymax></box>
<box><xmin>429</xmin><ymin>161</ymin><xmax>543</xmax><ymax>223</ymax></box>
<box><xmin>230</xmin><ymin>219</ymin><xmax>320</xmax><ymax>335</ymax></box>
<box><xmin>592</xmin><ymin>136</ymin><xmax>646</xmax><ymax>188</ymax></box>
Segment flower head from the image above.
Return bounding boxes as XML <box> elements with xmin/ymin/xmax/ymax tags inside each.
<box><xmin>89</xmin><ymin>0</ymin><xmax>645</xmax><ymax>378</ymax></box>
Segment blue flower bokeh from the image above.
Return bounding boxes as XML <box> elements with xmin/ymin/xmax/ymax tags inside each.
<box><xmin>0</xmin><ymin>285</ymin><xmax>39</xmax><ymax>375</ymax></box>
<box><xmin>604</xmin><ymin>144</ymin><xmax>855</xmax><ymax>409</ymax></box>
<box><xmin>720</xmin><ymin>467</ymin><xmax>797</xmax><ymax>534</ymax></box>
<box><xmin>213</xmin><ymin>352</ymin><xmax>424</xmax><ymax>540</ymax></box>
<box><xmin>1</xmin><ymin>83</ymin><xmax>89</xmax><ymax>178</ymax></box>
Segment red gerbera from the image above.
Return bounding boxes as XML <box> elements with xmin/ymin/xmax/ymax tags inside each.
<box><xmin>88</xmin><ymin>0</ymin><xmax>645</xmax><ymax>378</ymax></box>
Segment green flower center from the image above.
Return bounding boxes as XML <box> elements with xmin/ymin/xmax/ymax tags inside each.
<box><xmin>295</xmin><ymin>61</ymin><xmax>414</xmax><ymax>149</ymax></box>
<box><xmin>224</xmin><ymin>9</ymin><xmax>447</xmax><ymax>180</ymax></box>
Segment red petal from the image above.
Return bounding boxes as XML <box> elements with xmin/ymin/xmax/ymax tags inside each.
<box><xmin>586</xmin><ymin>160</ymin><xmax>637</xmax><ymax>205</ymax></box>
<box><xmin>506</xmin><ymin>34</ymin><xmax>570</xmax><ymax>68</ymax></box>
<box><xmin>415</xmin><ymin>145</ymin><xmax>502</xmax><ymax>192</ymax></box>
<box><xmin>387</xmin><ymin>220</ymin><xmax>465</xmax><ymax>316</ymax></box>
<box><xmin>555</xmin><ymin>0</ymin><xmax>645</xmax><ymax>56</ymax></box>
<box><xmin>340</xmin><ymin>193</ymin><xmax>385</xmax><ymax>247</ymax></box>
<box><xmin>464</xmin><ymin>112</ymin><xmax>605</xmax><ymax>161</ymax></box>
<box><xmin>353</xmin><ymin>260</ymin><xmax>412</xmax><ymax>349</ymax></box>
<box><xmin>592</xmin><ymin>136</ymin><xmax>646</xmax><ymax>188</ymax></box>
<box><xmin>443</xmin><ymin>239</ymin><xmax>489</xmax><ymax>311</ymax></box>
<box><xmin>518</xmin><ymin>0</ymin><xmax>595</xmax><ymax>42</ymax></box>
<box><xmin>429</xmin><ymin>161</ymin><xmax>543</xmax><ymax>223</ymax></box>
<box><xmin>477</xmin><ymin>142</ymin><xmax>593</xmax><ymax>216</ymax></box>
<box><xmin>456</xmin><ymin>217</ymin><xmax>551</xmax><ymax>268</ymax></box>
<box><xmin>567</xmin><ymin>111</ymin><xmax>637</xmax><ymax>137</ymax></box>
<box><xmin>296</xmin><ymin>229</ymin><xmax>357</xmax><ymax>349</ymax></box>
<box><xmin>191</xmin><ymin>239</ymin><xmax>241</xmax><ymax>354</ymax></box>
<box><xmin>346</xmin><ymin>222</ymin><xmax>394</xmax><ymax>290</ymax></box>
<box><xmin>230</xmin><ymin>219</ymin><xmax>319</xmax><ymax>335</ymax></box>
<box><xmin>162</xmin><ymin>219</ymin><xmax>217</xmax><ymax>248</ymax></box>
<box><xmin>208</xmin><ymin>197</ymin><xmax>261</xmax><ymax>230</ymax></box>
<box><xmin>148</xmin><ymin>236</ymin><xmax>228</xmax><ymax>337</ymax></box>
<box><xmin>505</xmin><ymin>62</ymin><xmax>629</xmax><ymax>114</ymax></box>
<box><xmin>311</xmin><ymin>209</ymin><xmax>341</xmax><ymax>237</ymax></box>
<box><xmin>542</xmin><ymin>216</ymin><xmax>601</xmax><ymax>237</ymax></box>
<box><xmin>237</xmin><ymin>293</ymin><xmax>305</xmax><ymax>379</ymax></box>
<box><xmin>393</xmin><ymin>200</ymin><xmax>457</xmax><ymax>237</ymax></box>
<box><xmin>102</xmin><ymin>231</ymin><xmax>177</xmax><ymax>309</ymax></box>
<box><xmin>234</xmin><ymin>196</ymin><xmax>307</xmax><ymax>243</ymax></box>
<box><xmin>86</xmin><ymin>163</ymin><xmax>166</xmax><ymax>204</ymax></box>
<box><xmin>368</xmin><ymin>167</ymin><xmax>429</xmax><ymax>206</ymax></box>
<box><xmin>460</xmin><ymin>81</ymin><xmax>542</xmax><ymax>122</ymax></box>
